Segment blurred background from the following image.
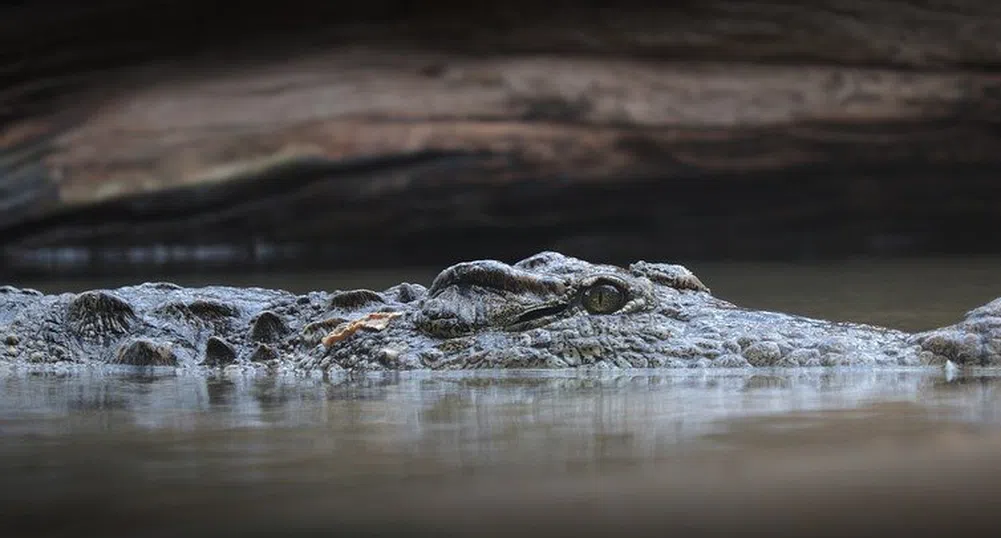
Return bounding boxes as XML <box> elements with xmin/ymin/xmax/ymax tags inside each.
<box><xmin>3</xmin><ymin>0</ymin><xmax>1001</xmax><ymax>281</ymax></box>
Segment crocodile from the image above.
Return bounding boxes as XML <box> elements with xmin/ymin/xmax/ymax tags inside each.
<box><xmin>1</xmin><ymin>251</ymin><xmax>999</xmax><ymax>373</ymax></box>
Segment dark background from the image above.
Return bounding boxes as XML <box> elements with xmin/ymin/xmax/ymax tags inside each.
<box><xmin>3</xmin><ymin>0</ymin><xmax>1001</xmax><ymax>277</ymax></box>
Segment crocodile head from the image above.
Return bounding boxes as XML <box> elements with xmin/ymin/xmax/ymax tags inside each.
<box><xmin>319</xmin><ymin>250</ymin><xmax>920</xmax><ymax>370</ymax></box>
<box><xmin>0</xmin><ymin>250</ymin><xmax>930</xmax><ymax>371</ymax></box>
<box><xmin>325</xmin><ymin>251</ymin><xmax>731</xmax><ymax>369</ymax></box>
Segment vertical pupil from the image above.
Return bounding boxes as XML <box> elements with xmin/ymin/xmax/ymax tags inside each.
<box><xmin>597</xmin><ymin>288</ymin><xmax>610</xmax><ymax>307</ymax></box>
<box><xmin>586</xmin><ymin>283</ymin><xmax>623</xmax><ymax>313</ymax></box>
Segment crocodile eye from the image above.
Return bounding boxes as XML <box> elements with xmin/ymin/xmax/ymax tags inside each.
<box><xmin>582</xmin><ymin>283</ymin><xmax>627</xmax><ymax>314</ymax></box>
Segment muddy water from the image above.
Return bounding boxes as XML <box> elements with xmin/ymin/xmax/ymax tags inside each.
<box><xmin>4</xmin><ymin>259</ymin><xmax>1001</xmax><ymax>537</ymax></box>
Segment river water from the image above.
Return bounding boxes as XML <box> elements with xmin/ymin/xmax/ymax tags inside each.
<box><xmin>4</xmin><ymin>259</ymin><xmax>1001</xmax><ymax>537</ymax></box>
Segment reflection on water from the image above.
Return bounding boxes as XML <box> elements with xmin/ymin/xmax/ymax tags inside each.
<box><xmin>2</xmin><ymin>369</ymin><xmax>996</xmax><ymax>447</ymax></box>
<box><xmin>3</xmin><ymin>369</ymin><xmax>1001</xmax><ymax>536</ymax></box>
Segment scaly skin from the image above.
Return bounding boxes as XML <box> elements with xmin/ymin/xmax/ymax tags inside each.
<box><xmin>1</xmin><ymin>252</ymin><xmax>999</xmax><ymax>373</ymax></box>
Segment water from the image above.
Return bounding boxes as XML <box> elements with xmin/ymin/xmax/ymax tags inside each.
<box><xmin>4</xmin><ymin>259</ymin><xmax>1001</xmax><ymax>536</ymax></box>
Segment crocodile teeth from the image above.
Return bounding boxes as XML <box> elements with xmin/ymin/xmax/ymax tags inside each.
<box><xmin>113</xmin><ymin>339</ymin><xmax>177</xmax><ymax>367</ymax></box>
<box><xmin>249</xmin><ymin>311</ymin><xmax>288</xmax><ymax>343</ymax></box>
<box><xmin>67</xmin><ymin>291</ymin><xmax>137</xmax><ymax>338</ymax></box>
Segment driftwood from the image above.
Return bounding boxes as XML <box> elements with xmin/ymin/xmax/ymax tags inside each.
<box><xmin>3</xmin><ymin>1</ymin><xmax>1001</xmax><ymax>274</ymax></box>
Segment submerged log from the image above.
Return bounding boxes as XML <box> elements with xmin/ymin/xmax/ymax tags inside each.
<box><xmin>3</xmin><ymin>1</ymin><xmax>1001</xmax><ymax>275</ymax></box>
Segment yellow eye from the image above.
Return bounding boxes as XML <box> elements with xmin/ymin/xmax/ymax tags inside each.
<box><xmin>582</xmin><ymin>283</ymin><xmax>627</xmax><ymax>314</ymax></box>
